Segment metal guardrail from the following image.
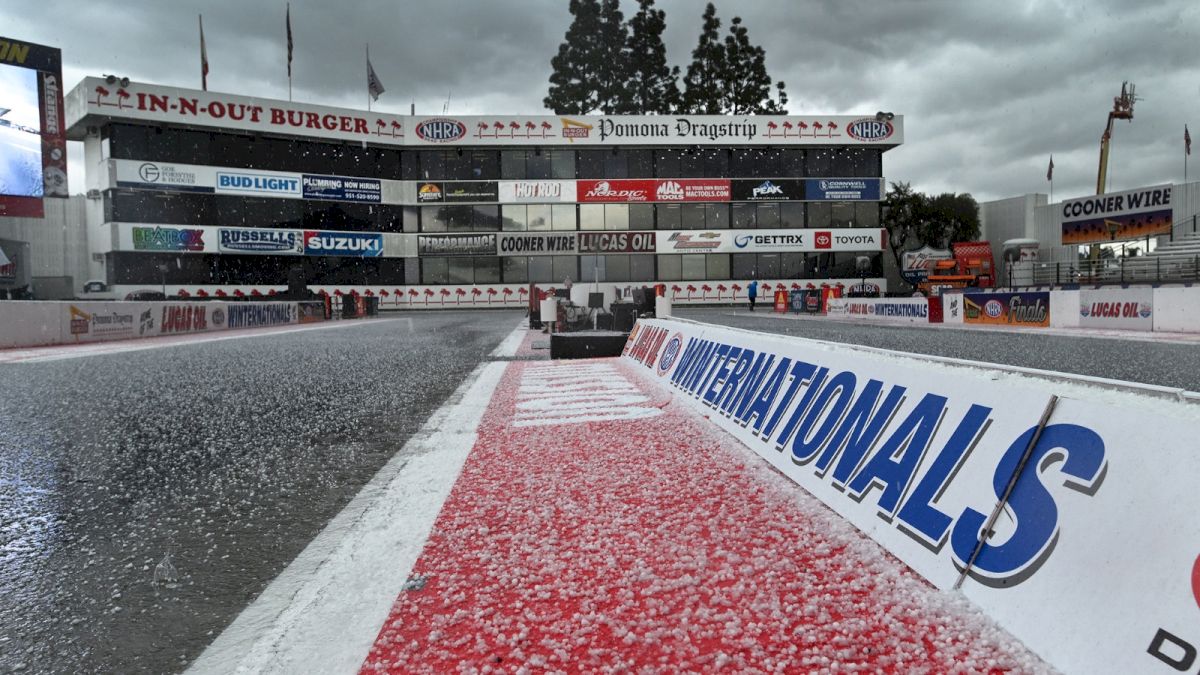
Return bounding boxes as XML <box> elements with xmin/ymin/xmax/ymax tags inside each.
<box><xmin>1022</xmin><ymin>254</ymin><xmax>1200</xmax><ymax>286</ymax></box>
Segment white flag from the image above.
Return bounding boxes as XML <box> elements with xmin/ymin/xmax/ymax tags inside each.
<box><xmin>367</xmin><ymin>56</ymin><xmax>385</xmax><ymax>101</ymax></box>
<box><xmin>0</xmin><ymin>244</ymin><xmax>10</xmax><ymax>268</ymax></box>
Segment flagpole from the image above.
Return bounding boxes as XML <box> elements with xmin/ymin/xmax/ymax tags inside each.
<box><xmin>286</xmin><ymin>3</ymin><xmax>293</xmax><ymax>102</ymax></box>
<box><xmin>366</xmin><ymin>43</ymin><xmax>371</xmax><ymax>112</ymax></box>
<box><xmin>199</xmin><ymin>15</ymin><xmax>206</xmax><ymax>91</ymax></box>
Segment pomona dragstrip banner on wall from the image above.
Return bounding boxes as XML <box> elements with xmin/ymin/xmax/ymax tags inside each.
<box><xmin>622</xmin><ymin>317</ymin><xmax>1200</xmax><ymax>675</ymax></box>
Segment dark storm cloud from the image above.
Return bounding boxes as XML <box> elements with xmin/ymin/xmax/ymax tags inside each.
<box><xmin>4</xmin><ymin>0</ymin><xmax>1197</xmax><ymax>202</ymax></box>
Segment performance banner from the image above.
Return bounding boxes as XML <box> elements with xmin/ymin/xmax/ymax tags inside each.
<box><xmin>622</xmin><ymin>317</ymin><xmax>1200</xmax><ymax>675</ymax></box>
<box><xmin>963</xmin><ymin>291</ymin><xmax>1050</xmax><ymax>327</ymax></box>
<box><xmin>417</xmin><ymin>233</ymin><xmax>497</xmax><ymax>257</ymax></box>
<box><xmin>1060</xmin><ymin>184</ymin><xmax>1173</xmax><ymax>245</ymax></box>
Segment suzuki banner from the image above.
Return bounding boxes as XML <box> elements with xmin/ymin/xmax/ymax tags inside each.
<box><xmin>623</xmin><ymin>317</ymin><xmax>1200</xmax><ymax>675</ymax></box>
<box><xmin>656</xmin><ymin>228</ymin><xmax>886</xmax><ymax>254</ymax></box>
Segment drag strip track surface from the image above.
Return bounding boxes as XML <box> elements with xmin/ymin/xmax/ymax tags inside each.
<box><xmin>679</xmin><ymin>307</ymin><xmax>1200</xmax><ymax>390</ymax></box>
<box><xmin>0</xmin><ymin>311</ymin><xmax>522</xmax><ymax>673</ymax></box>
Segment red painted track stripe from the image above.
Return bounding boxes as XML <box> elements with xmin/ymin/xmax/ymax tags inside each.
<box><xmin>362</xmin><ymin>359</ymin><xmax>1043</xmax><ymax>673</ymax></box>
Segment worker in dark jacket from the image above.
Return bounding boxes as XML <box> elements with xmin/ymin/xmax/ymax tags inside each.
<box><xmin>747</xmin><ymin>279</ymin><xmax>758</xmax><ymax>311</ymax></box>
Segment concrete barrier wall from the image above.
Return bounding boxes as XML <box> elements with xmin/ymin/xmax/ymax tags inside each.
<box><xmin>1152</xmin><ymin>286</ymin><xmax>1200</xmax><ymax>332</ymax></box>
<box><xmin>623</xmin><ymin>317</ymin><xmax>1200</xmax><ymax>674</ymax></box>
<box><xmin>1049</xmin><ymin>289</ymin><xmax>1080</xmax><ymax>329</ymax></box>
<box><xmin>0</xmin><ymin>300</ymin><xmax>311</xmax><ymax>349</ymax></box>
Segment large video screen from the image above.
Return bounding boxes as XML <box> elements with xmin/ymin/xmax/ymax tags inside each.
<box><xmin>0</xmin><ymin>36</ymin><xmax>67</xmax><ymax>219</ymax></box>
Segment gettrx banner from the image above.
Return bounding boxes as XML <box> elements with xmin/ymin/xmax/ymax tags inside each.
<box><xmin>1060</xmin><ymin>183</ymin><xmax>1173</xmax><ymax>245</ymax></box>
<box><xmin>656</xmin><ymin>228</ymin><xmax>885</xmax><ymax>254</ymax></box>
<box><xmin>622</xmin><ymin>317</ymin><xmax>1200</xmax><ymax>675</ymax></box>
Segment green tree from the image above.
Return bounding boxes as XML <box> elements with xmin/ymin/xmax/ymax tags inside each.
<box><xmin>681</xmin><ymin>4</ymin><xmax>787</xmax><ymax>114</ymax></box>
<box><xmin>544</xmin><ymin>0</ymin><xmax>631</xmax><ymax>114</ymax></box>
<box><xmin>680</xmin><ymin>3</ymin><xmax>726</xmax><ymax>114</ymax></box>
<box><xmin>924</xmin><ymin>192</ymin><xmax>981</xmax><ymax>246</ymax></box>
<box><xmin>625</xmin><ymin>0</ymin><xmax>680</xmax><ymax>114</ymax></box>
<box><xmin>883</xmin><ymin>181</ymin><xmax>929</xmax><ymax>273</ymax></box>
<box><xmin>721</xmin><ymin>16</ymin><xmax>787</xmax><ymax>114</ymax></box>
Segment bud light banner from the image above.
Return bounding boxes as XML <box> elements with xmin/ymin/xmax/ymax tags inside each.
<box><xmin>622</xmin><ymin>317</ymin><xmax>1200</xmax><ymax>675</ymax></box>
<box><xmin>301</xmin><ymin>174</ymin><xmax>382</xmax><ymax>203</ymax></box>
<box><xmin>302</xmin><ymin>231</ymin><xmax>383</xmax><ymax>257</ymax></box>
<box><xmin>963</xmin><ymin>291</ymin><xmax>1049</xmax><ymax>327</ymax></box>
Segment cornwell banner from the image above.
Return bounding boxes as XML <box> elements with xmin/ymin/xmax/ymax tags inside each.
<box><xmin>1059</xmin><ymin>183</ymin><xmax>1173</xmax><ymax>245</ymax></box>
<box><xmin>620</xmin><ymin>318</ymin><xmax>1200</xmax><ymax>675</ymax></box>
<box><xmin>67</xmin><ymin>78</ymin><xmax>904</xmax><ymax>147</ymax></box>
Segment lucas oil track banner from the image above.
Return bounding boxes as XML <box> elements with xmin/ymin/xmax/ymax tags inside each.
<box><xmin>623</xmin><ymin>317</ymin><xmax>1200</xmax><ymax>675</ymax></box>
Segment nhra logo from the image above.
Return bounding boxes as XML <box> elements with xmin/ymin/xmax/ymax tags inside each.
<box><xmin>415</xmin><ymin>118</ymin><xmax>467</xmax><ymax>142</ymax></box>
<box><xmin>847</xmin><ymin>118</ymin><xmax>895</xmax><ymax>142</ymax></box>
<box><xmin>752</xmin><ymin>181</ymin><xmax>784</xmax><ymax>198</ymax></box>
<box><xmin>813</xmin><ymin>231</ymin><xmax>832</xmax><ymax>249</ymax></box>
<box><xmin>984</xmin><ymin>299</ymin><xmax>1004</xmax><ymax>318</ymax></box>
<box><xmin>657</xmin><ymin>333</ymin><xmax>684</xmax><ymax>376</ymax></box>
<box><xmin>656</xmin><ymin>181</ymin><xmax>685</xmax><ymax>201</ymax></box>
<box><xmin>211</xmin><ymin>308</ymin><xmax>226</xmax><ymax>327</ymax></box>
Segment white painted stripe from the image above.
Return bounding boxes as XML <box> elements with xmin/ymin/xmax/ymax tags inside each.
<box><xmin>0</xmin><ymin>319</ymin><xmax>400</xmax><ymax>364</ymax></box>
<box><xmin>488</xmin><ymin>318</ymin><xmax>528</xmax><ymax>358</ymax></box>
<box><xmin>186</xmin><ymin>360</ymin><xmax>508</xmax><ymax>675</ymax></box>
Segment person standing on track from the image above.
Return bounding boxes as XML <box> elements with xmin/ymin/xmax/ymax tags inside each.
<box><xmin>747</xmin><ymin>279</ymin><xmax>758</xmax><ymax>312</ymax></box>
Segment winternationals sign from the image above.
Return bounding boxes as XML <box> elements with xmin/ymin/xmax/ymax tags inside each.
<box><xmin>66</xmin><ymin>78</ymin><xmax>905</xmax><ymax>148</ymax></box>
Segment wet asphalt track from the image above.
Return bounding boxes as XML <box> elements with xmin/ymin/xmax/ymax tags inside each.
<box><xmin>0</xmin><ymin>312</ymin><xmax>522</xmax><ymax>673</ymax></box>
<box><xmin>677</xmin><ymin>307</ymin><xmax>1200</xmax><ymax>391</ymax></box>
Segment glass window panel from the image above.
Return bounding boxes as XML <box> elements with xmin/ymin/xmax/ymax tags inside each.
<box><xmin>855</xmin><ymin>202</ymin><xmax>880</xmax><ymax>228</ymax></box>
<box><xmin>757</xmin><ymin>203</ymin><xmax>781</xmax><ymax>229</ymax></box>
<box><xmin>447</xmin><ymin>205</ymin><xmax>474</xmax><ymax>232</ymax></box>
<box><xmin>681</xmin><ymin>204</ymin><xmax>706</xmax><ymax>229</ymax></box>
<box><xmin>421</xmin><ymin>205</ymin><xmax>448</xmax><ymax>232</ymax></box>
<box><xmin>731</xmin><ymin>253</ymin><xmax>756</xmax><ymax>279</ymax></box>
<box><xmin>607</xmin><ymin>255</ymin><xmax>631</xmax><ymax>282</ymax></box>
<box><xmin>831</xmin><ymin>202</ymin><xmax>855</xmax><ymax>228</ymax></box>
<box><xmin>422</xmin><ymin>258</ymin><xmax>448</xmax><ymax>284</ymax></box>
<box><xmin>655</xmin><ymin>149</ymin><xmax>681</xmax><ymax>178</ymax></box>
<box><xmin>552</xmin><ymin>204</ymin><xmax>577</xmax><ymax>230</ymax></box>
<box><xmin>706</xmin><ymin>204</ymin><xmax>728</xmax><ymax>229</ymax></box>
<box><xmin>501</xmin><ymin>205</ymin><xmax>527</xmax><ymax>231</ymax></box>
<box><xmin>402</xmin><ymin>206</ymin><xmax>419</xmax><ymax>233</ymax></box>
<box><xmin>526</xmin><ymin>150</ymin><xmax>552</xmax><ymax>180</ymax></box>
<box><xmin>808</xmin><ymin>202</ymin><xmax>832</xmax><ymax>228</ymax></box>
<box><xmin>474</xmin><ymin>257</ymin><xmax>501</xmax><ymax>284</ymax></box>
<box><xmin>605</xmin><ymin>204</ymin><xmax>629</xmax><ymax>231</ymax></box>
<box><xmin>706</xmin><ymin>253</ymin><xmax>730</xmax><ymax>279</ymax></box>
<box><xmin>577</xmin><ymin>150</ymin><xmax>605</xmax><ymax>178</ymax></box>
<box><xmin>656</xmin><ymin>254</ymin><xmax>681</xmax><ymax>281</ymax></box>
<box><xmin>781</xmin><ymin>253</ymin><xmax>804</xmax><ymax>279</ymax></box>
<box><xmin>472</xmin><ymin>150</ymin><xmax>499</xmax><ymax>180</ymax></box>
<box><xmin>550</xmin><ymin>150</ymin><xmax>576</xmax><ymax>179</ymax></box>
<box><xmin>400</xmin><ymin>150</ymin><xmax>419</xmax><ymax>180</ymax></box>
<box><xmin>780</xmin><ymin>202</ymin><xmax>805</xmax><ymax>228</ymax></box>
<box><xmin>448</xmin><ymin>258</ymin><xmax>474</xmax><ymax>284</ymax></box>
<box><xmin>807</xmin><ymin>148</ymin><xmax>835</xmax><ymax>177</ymax></box>
<box><xmin>703</xmin><ymin>149</ymin><xmax>729</xmax><ymax>177</ymax></box>
<box><xmin>473</xmin><ymin>205</ymin><xmax>500</xmax><ymax>232</ymax></box>
<box><xmin>580</xmin><ymin>255</ymin><xmax>604</xmax><ymax>282</ymax></box>
<box><xmin>579</xmin><ymin>204</ymin><xmax>605</xmax><ymax>231</ymax></box>
<box><xmin>552</xmin><ymin>256</ymin><xmax>577</xmax><ymax>283</ymax></box>
<box><xmin>627</xmin><ymin>150</ymin><xmax>653</xmax><ymax>178</ymax></box>
<box><xmin>681</xmin><ymin>254</ymin><xmax>707</xmax><ymax>281</ymax></box>
<box><xmin>758</xmin><ymin>253</ymin><xmax>781</xmax><ymax>279</ymax></box>
<box><xmin>419</xmin><ymin>150</ymin><xmax>445</xmax><ymax>180</ymax></box>
<box><xmin>629</xmin><ymin>204</ymin><xmax>654</xmax><ymax>230</ymax></box>
<box><xmin>527</xmin><ymin>204</ymin><xmax>552</xmax><ymax>231</ymax></box>
<box><xmin>604</xmin><ymin>150</ymin><xmax>628</xmax><ymax>179</ymax></box>
<box><xmin>657</xmin><ymin>204</ymin><xmax>682</xmax><ymax>230</ymax></box>
<box><xmin>630</xmin><ymin>255</ymin><xmax>655</xmax><ymax>281</ymax></box>
<box><xmin>529</xmin><ymin>257</ymin><xmax>553</xmax><ymax>283</ymax></box>
<box><xmin>679</xmin><ymin>150</ymin><xmax>705</xmax><ymax>177</ymax></box>
<box><xmin>724</xmin><ymin>201</ymin><xmax>753</xmax><ymax>228</ymax></box>
<box><xmin>501</xmin><ymin>150</ymin><xmax>526</xmax><ymax>179</ymax></box>
<box><xmin>503</xmin><ymin>256</ymin><xmax>528</xmax><ymax>283</ymax></box>
<box><xmin>781</xmin><ymin>149</ymin><xmax>805</xmax><ymax>177</ymax></box>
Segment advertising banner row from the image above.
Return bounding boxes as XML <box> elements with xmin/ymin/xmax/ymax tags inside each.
<box><xmin>622</xmin><ymin>317</ymin><xmax>1200</xmax><ymax>675</ymax></box>
<box><xmin>0</xmin><ymin>35</ymin><xmax>67</xmax><ymax>218</ymax></box>
<box><xmin>110</xmin><ymin>223</ymin><xmax>887</xmax><ymax>257</ymax></box>
<box><xmin>68</xmin><ymin>77</ymin><xmax>904</xmax><ymax>148</ymax></box>
<box><xmin>112</xmin><ymin>159</ymin><xmax>884</xmax><ymax>206</ymax></box>
<box><xmin>0</xmin><ymin>300</ymin><xmax>321</xmax><ymax>349</ymax></box>
<box><xmin>826</xmin><ymin>297</ymin><xmax>930</xmax><ymax>323</ymax></box>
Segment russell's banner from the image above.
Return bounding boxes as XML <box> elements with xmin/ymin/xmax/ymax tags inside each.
<box><xmin>622</xmin><ymin>317</ymin><xmax>1200</xmax><ymax>675</ymax></box>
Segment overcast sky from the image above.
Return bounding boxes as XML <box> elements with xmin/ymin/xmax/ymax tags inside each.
<box><xmin>5</xmin><ymin>0</ymin><xmax>1198</xmax><ymax>203</ymax></box>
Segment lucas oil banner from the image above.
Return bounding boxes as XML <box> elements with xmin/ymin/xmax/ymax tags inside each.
<box><xmin>622</xmin><ymin>317</ymin><xmax>1200</xmax><ymax>675</ymax></box>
